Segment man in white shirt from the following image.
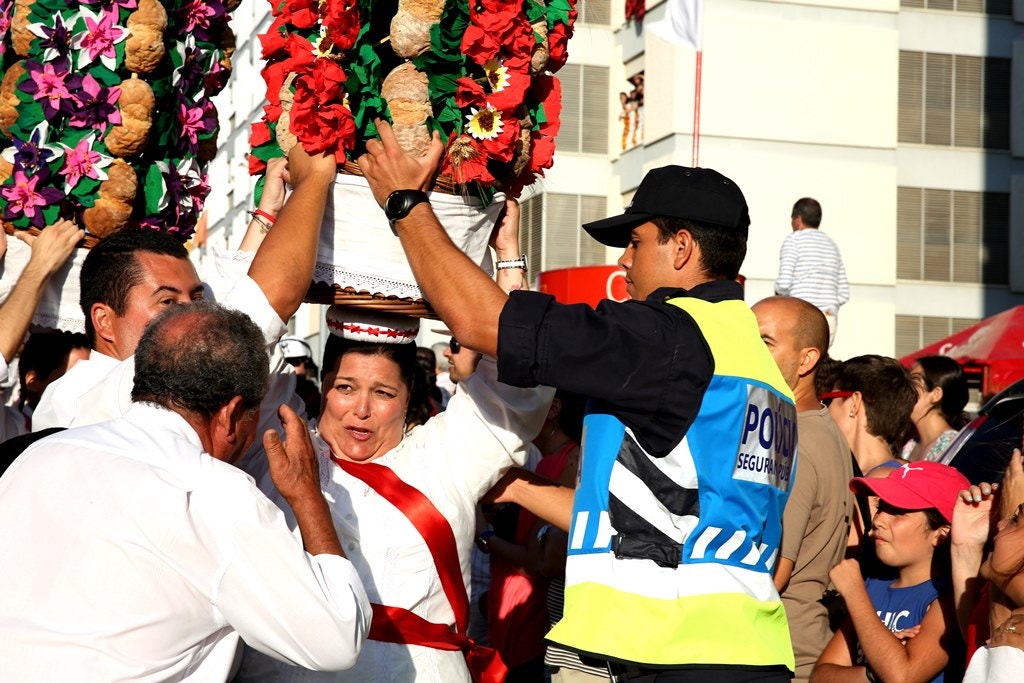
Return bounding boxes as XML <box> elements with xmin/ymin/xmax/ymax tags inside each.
<box><xmin>0</xmin><ymin>303</ymin><xmax>371</xmax><ymax>680</ymax></box>
<box><xmin>32</xmin><ymin>147</ymin><xmax>334</xmax><ymax>467</ymax></box>
<box><xmin>774</xmin><ymin>198</ymin><xmax>849</xmax><ymax>347</ymax></box>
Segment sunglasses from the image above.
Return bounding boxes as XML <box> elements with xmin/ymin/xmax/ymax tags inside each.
<box><xmin>449</xmin><ymin>338</ymin><xmax>461</xmax><ymax>354</ymax></box>
<box><xmin>819</xmin><ymin>390</ymin><xmax>854</xmax><ymax>407</ymax></box>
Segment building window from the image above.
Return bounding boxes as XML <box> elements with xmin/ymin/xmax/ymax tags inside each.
<box><xmin>897</xmin><ymin>186</ymin><xmax>1010</xmax><ymax>284</ymax></box>
<box><xmin>899</xmin><ymin>0</ymin><xmax>1011</xmax><ymax>14</ymax></box>
<box><xmin>577</xmin><ymin>0</ymin><xmax>612</xmax><ymax>25</ymax></box>
<box><xmin>899</xmin><ymin>51</ymin><xmax>1010</xmax><ymax>149</ymax></box>
<box><xmin>557</xmin><ymin>64</ymin><xmax>610</xmax><ymax>154</ymax></box>
<box><xmin>521</xmin><ymin>193</ymin><xmax>609</xmax><ymax>273</ymax></box>
<box><xmin>895</xmin><ymin>315</ymin><xmax>980</xmax><ymax>358</ymax></box>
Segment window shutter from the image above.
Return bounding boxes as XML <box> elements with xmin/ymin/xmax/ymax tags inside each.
<box><xmin>954</xmin><ymin>56</ymin><xmax>982</xmax><ymax>148</ymax></box>
<box><xmin>578</xmin><ymin>0</ymin><xmax>611</xmax><ymax>26</ymax></box>
<box><xmin>952</xmin><ymin>190</ymin><xmax>981</xmax><ymax>283</ymax></box>
<box><xmin>581</xmin><ymin>66</ymin><xmax>609</xmax><ymax>154</ymax></box>
<box><xmin>923</xmin><ymin>188</ymin><xmax>951</xmax><ymax>281</ymax></box>
<box><xmin>580</xmin><ymin>195</ymin><xmax>608</xmax><ymax>265</ymax></box>
<box><xmin>545</xmin><ymin>194</ymin><xmax>580</xmax><ymax>270</ymax></box>
<box><xmin>895</xmin><ymin>315</ymin><xmax>922</xmax><ymax>358</ymax></box>
<box><xmin>897</xmin><ymin>186</ymin><xmax>923</xmax><ymax>279</ymax></box>
<box><xmin>899</xmin><ymin>51</ymin><xmax>923</xmax><ymax>144</ymax></box>
<box><xmin>557</xmin><ymin>65</ymin><xmax>582</xmax><ymax>153</ymax></box>
<box><xmin>522</xmin><ymin>195</ymin><xmax>543</xmax><ymax>280</ymax></box>
<box><xmin>925</xmin><ymin>53</ymin><xmax>953</xmax><ymax>146</ymax></box>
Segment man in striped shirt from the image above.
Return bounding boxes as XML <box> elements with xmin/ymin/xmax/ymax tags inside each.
<box><xmin>774</xmin><ymin>198</ymin><xmax>849</xmax><ymax>347</ymax></box>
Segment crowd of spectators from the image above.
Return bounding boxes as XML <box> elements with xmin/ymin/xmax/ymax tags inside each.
<box><xmin>0</xmin><ymin>131</ymin><xmax>1022</xmax><ymax>683</ymax></box>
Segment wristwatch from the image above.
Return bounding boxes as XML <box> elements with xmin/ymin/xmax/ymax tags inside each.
<box><xmin>495</xmin><ymin>254</ymin><xmax>528</xmax><ymax>271</ymax></box>
<box><xmin>384</xmin><ymin>189</ymin><xmax>430</xmax><ymax>233</ymax></box>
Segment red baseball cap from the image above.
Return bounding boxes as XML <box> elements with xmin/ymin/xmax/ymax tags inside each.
<box><xmin>850</xmin><ymin>461</ymin><xmax>969</xmax><ymax>524</ymax></box>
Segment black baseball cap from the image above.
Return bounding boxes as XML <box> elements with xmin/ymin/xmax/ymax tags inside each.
<box><xmin>583</xmin><ymin>166</ymin><xmax>750</xmax><ymax>248</ymax></box>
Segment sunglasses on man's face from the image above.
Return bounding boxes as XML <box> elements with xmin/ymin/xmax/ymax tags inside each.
<box><xmin>449</xmin><ymin>339</ymin><xmax>461</xmax><ymax>354</ymax></box>
<box><xmin>819</xmin><ymin>390</ymin><xmax>854</xmax><ymax>407</ymax></box>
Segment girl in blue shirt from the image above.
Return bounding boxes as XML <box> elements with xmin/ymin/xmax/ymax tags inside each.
<box><xmin>812</xmin><ymin>461</ymin><xmax>969</xmax><ymax>683</ymax></box>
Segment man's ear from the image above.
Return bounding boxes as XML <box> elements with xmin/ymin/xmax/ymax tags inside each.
<box><xmin>672</xmin><ymin>229</ymin><xmax>697</xmax><ymax>270</ymax></box>
<box><xmin>797</xmin><ymin>347</ymin><xmax>821</xmax><ymax>378</ymax></box>
<box><xmin>91</xmin><ymin>303</ymin><xmax>117</xmax><ymax>344</ymax></box>
<box><xmin>218</xmin><ymin>395</ymin><xmax>248</xmax><ymax>443</ymax></box>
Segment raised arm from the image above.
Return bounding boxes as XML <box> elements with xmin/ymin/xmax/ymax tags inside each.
<box><xmin>951</xmin><ymin>483</ymin><xmax>997</xmax><ymax>640</ymax></box>
<box><xmin>0</xmin><ymin>220</ymin><xmax>83</xmax><ymax>363</ymax></box>
<box><xmin>238</xmin><ymin>157</ymin><xmax>291</xmax><ymax>253</ymax></box>
<box><xmin>247</xmin><ymin>146</ymin><xmax>336</xmax><ymax>323</ymax></box>
<box><xmin>358</xmin><ymin>120</ymin><xmax>506</xmax><ymax>357</ymax></box>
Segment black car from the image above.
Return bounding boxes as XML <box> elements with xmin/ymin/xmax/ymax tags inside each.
<box><xmin>938</xmin><ymin>379</ymin><xmax>1024</xmax><ymax>485</ymax></box>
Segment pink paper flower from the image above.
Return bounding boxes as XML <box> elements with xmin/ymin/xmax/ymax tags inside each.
<box><xmin>72</xmin><ymin>7</ymin><xmax>129</xmax><ymax>70</ymax></box>
<box><xmin>1</xmin><ymin>168</ymin><xmax>64</xmax><ymax>227</ymax></box>
<box><xmin>20</xmin><ymin>60</ymin><xmax>71</xmax><ymax>118</ymax></box>
<box><xmin>59</xmin><ymin>135</ymin><xmax>110</xmax><ymax>192</ymax></box>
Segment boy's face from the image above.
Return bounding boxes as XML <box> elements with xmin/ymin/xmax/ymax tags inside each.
<box><xmin>870</xmin><ymin>500</ymin><xmax>945</xmax><ymax>571</ymax></box>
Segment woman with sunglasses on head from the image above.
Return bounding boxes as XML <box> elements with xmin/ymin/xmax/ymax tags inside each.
<box><xmin>812</xmin><ymin>462</ymin><xmax>969</xmax><ymax>683</ymax></box>
<box><xmin>902</xmin><ymin>356</ymin><xmax>969</xmax><ymax>463</ymax></box>
<box><xmin>823</xmin><ymin>355</ymin><xmax>919</xmax><ymax>568</ymax></box>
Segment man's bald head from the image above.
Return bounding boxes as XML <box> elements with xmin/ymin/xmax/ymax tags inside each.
<box><xmin>760</xmin><ymin>296</ymin><xmax>829</xmax><ymax>356</ymax></box>
<box><xmin>752</xmin><ymin>297</ymin><xmax>829</xmax><ymax>402</ymax></box>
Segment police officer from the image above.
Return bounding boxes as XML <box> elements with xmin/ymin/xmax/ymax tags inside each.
<box><xmin>358</xmin><ymin>122</ymin><xmax>796</xmax><ymax>683</ymax></box>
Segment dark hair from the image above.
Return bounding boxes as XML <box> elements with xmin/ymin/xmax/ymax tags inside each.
<box><xmin>132</xmin><ymin>303</ymin><xmax>269</xmax><ymax>418</ymax></box>
<box><xmin>554</xmin><ymin>389</ymin><xmax>586</xmax><ymax>444</ymax></box>
<box><xmin>321</xmin><ymin>334</ymin><xmax>417</xmax><ymax>393</ymax></box>
<box><xmin>652</xmin><ymin>216</ymin><xmax>747</xmax><ymax>280</ymax></box>
<box><xmin>834</xmin><ymin>355</ymin><xmax>917</xmax><ymax>454</ymax></box>
<box><xmin>792</xmin><ymin>197</ymin><xmax>822</xmax><ymax>228</ymax></box>
<box><xmin>79</xmin><ymin>230</ymin><xmax>190</xmax><ymax>346</ymax></box>
<box><xmin>814</xmin><ymin>354</ymin><xmax>842</xmax><ymax>398</ymax></box>
<box><xmin>18</xmin><ymin>332</ymin><xmax>89</xmax><ymax>408</ymax></box>
<box><xmin>915</xmin><ymin>356</ymin><xmax>969</xmax><ymax>429</ymax></box>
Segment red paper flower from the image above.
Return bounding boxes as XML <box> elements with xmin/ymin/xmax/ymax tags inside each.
<box><xmin>321</xmin><ymin>0</ymin><xmax>360</xmax><ymax>53</ymax></box>
<box><xmin>547</xmin><ymin>22</ymin><xmax>571</xmax><ymax>72</ymax></box>
<box><xmin>250</xmin><ymin>120</ymin><xmax>271</xmax><ymax>146</ymax></box>
<box><xmin>277</xmin><ymin>0</ymin><xmax>319</xmax><ymax>29</ymax></box>
<box><xmin>455</xmin><ymin>76</ymin><xmax>487</xmax><ymax>108</ymax></box>
<box><xmin>248</xmin><ymin>154</ymin><xmax>267</xmax><ymax>175</ymax></box>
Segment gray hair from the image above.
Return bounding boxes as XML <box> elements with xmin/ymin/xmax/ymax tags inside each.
<box><xmin>132</xmin><ymin>302</ymin><xmax>269</xmax><ymax>418</ymax></box>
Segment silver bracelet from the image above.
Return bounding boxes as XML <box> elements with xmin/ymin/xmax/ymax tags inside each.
<box><xmin>496</xmin><ymin>254</ymin><xmax>528</xmax><ymax>271</ymax></box>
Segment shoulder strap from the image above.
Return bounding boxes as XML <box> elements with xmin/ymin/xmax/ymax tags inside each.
<box><xmin>330</xmin><ymin>456</ymin><xmax>469</xmax><ymax>634</ymax></box>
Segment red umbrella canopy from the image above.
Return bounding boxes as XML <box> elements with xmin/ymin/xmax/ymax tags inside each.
<box><xmin>900</xmin><ymin>305</ymin><xmax>1024</xmax><ymax>395</ymax></box>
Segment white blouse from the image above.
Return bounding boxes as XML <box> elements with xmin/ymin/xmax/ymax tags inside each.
<box><xmin>238</xmin><ymin>357</ymin><xmax>554</xmax><ymax>683</ymax></box>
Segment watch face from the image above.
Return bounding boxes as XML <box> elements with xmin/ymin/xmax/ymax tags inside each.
<box><xmin>385</xmin><ymin>192</ymin><xmax>409</xmax><ymax>219</ymax></box>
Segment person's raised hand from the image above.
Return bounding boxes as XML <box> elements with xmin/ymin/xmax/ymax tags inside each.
<box><xmin>953</xmin><ymin>483</ymin><xmax>998</xmax><ymax>547</ymax></box>
<box><xmin>489</xmin><ymin>197</ymin><xmax>521</xmax><ymax>254</ymax></box>
<box><xmin>285</xmin><ymin>143</ymin><xmax>336</xmax><ymax>189</ymax></box>
<box><xmin>258</xmin><ymin>157</ymin><xmax>291</xmax><ymax>217</ymax></box>
<box><xmin>357</xmin><ymin>119</ymin><xmax>444</xmax><ymax>207</ymax></box>
<box><xmin>18</xmin><ymin>219</ymin><xmax>84</xmax><ymax>278</ymax></box>
<box><xmin>265</xmin><ymin>403</ymin><xmax>322</xmax><ymax>503</ymax></box>
<box><xmin>1000</xmin><ymin>449</ymin><xmax>1024</xmax><ymax>518</ymax></box>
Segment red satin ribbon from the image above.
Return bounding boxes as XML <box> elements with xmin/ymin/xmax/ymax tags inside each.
<box><xmin>332</xmin><ymin>456</ymin><xmax>508</xmax><ymax>683</ymax></box>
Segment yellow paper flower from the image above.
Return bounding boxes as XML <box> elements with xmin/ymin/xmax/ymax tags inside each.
<box><xmin>466</xmin><ymin>106</ymin><xmax>503</xmax><ymax>140</ymax></box>
<box><xmin>484</xmin><ymin>58</ymin><xmax>510</xmax><ymax>92</ymax></box>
